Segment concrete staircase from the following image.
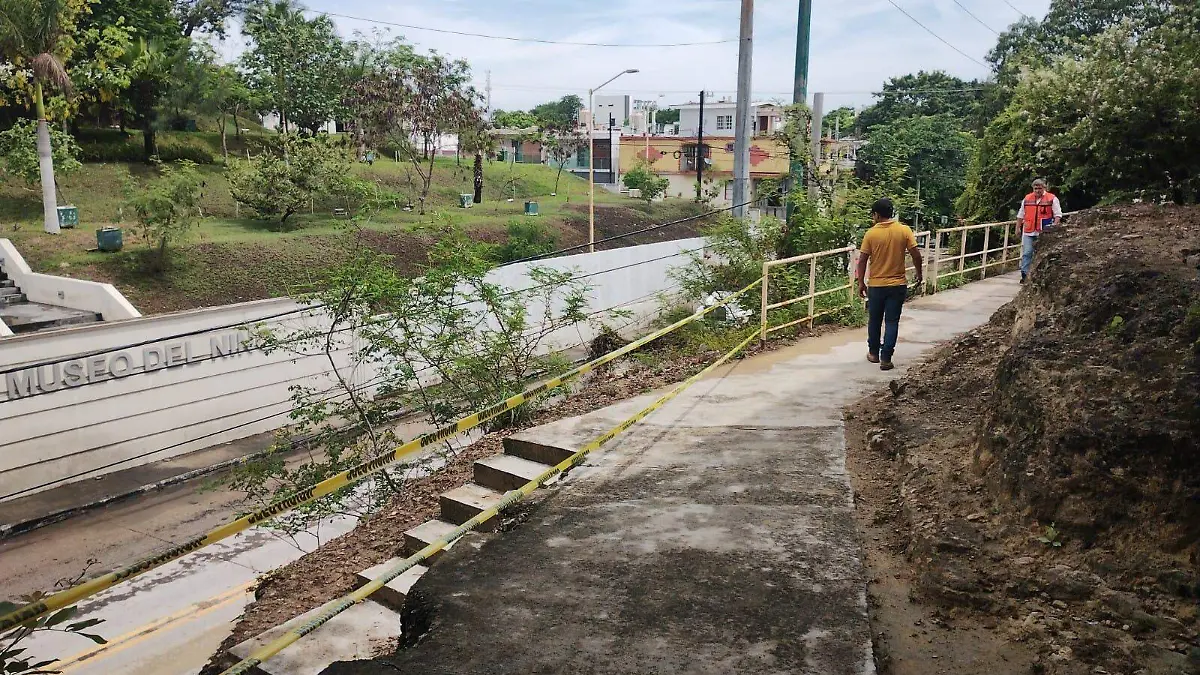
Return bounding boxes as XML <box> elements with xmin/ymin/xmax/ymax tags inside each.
<box><xmin>225</xmin><ymin>436</ymin><xmax>566</xmax><ymax>674</ymax></box>
<box><xmin>0</xmin><ymin>269</ymin><xmax>101</xmax><ymax>334</ymax></box>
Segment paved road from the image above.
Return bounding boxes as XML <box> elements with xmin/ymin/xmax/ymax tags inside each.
<box><xmin>323</xmin><ymin>275</ymin><xmax>1022</xmax><ymax>675</ymax></box>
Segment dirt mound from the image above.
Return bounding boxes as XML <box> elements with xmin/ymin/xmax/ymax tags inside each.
<box><xmin>981</xmin><ymin>204</ymin><xmax>1200</xmax><ymax>549</ymax></box>
<box><xmin>847</xmin><ymin>204</ymin><xmax>1200</xmax><ymax>675</ymax></box>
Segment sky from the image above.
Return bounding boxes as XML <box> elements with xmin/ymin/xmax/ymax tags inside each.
<box><xmin>212</xmin><ymin>0</ymin><xmax>1053</xmax><ymax>113</ymax></box>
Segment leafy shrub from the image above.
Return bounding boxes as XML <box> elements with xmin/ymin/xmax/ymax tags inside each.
<box><xmin>622</xmin><ymin>163</ymin><xmax>668</xmax><ymax>203</ymax></box>
<box><xmin>158</xmin><ymin>136</ymin><xmax>216</xmax><ymax>164</ymax></box>
<box><xmin>227</xmin><ymin>135</ymin><xmax>352</xmax><ymax>224</ymax></box>
<box><xmin>124</xmin><ymin>161</ymin><xmax>204</xmax><ymax>272</ymax></box>
<box><xmin>491</xmin><ymin>219</ymin><xmax>557</xmax><ymax>263</ymax></box>
<box><xmin>0</xmin><ymin>119</ymin><xmax>82</xmax><ymax>185</ymax></box>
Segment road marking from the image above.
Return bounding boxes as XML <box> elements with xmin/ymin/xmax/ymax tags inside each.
<box><xmin>53</xmin><ymin>582</ymin><xmax>254</xmax><ymax>672</ymax></box>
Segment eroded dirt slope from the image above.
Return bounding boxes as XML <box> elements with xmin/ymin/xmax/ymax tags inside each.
<box><xmin>849</xmin><ymin>204</ymin><xmax>1200</xmax><ymax>675</ymax></box>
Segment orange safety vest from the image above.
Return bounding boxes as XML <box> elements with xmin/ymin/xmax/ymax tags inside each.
<box><xmin>1022</xmin><ymin>192</ymin><xmax>1057</xmax><ymax>235</ymax></box>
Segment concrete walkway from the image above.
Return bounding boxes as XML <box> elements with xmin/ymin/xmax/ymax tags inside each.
<box><xmin>322</xmin><ymin>274</ymin><xmax>1021</xmax><ymax>675</ymax></box>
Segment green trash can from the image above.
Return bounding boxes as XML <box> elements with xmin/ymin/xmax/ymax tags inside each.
<box><xmin>96</xmin><ymin>227</ymin><xmax>123</xmax><ymax>252</ymax></box>
<box><xmin>524</xmin><ymin>200</ymin><xmax>539</xmax><ymax>216</ymax></box>
<box><xmin>57</xmin><ymin>205</ymin><xmax>78</xmax><ymax>229</ymax></box>
<box><xmin>459</xmin><ymin>193</ymin><xmax>473</xmax><ymax>208</ymax></box>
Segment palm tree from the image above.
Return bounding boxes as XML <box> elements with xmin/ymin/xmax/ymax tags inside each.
<box><xmin>0</xmin><ymin>0</ymin><xmax>73</xmax><ymax>234</ymax></box>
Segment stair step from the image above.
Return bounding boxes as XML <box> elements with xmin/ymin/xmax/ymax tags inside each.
<box><xmin>0</xmin><ymin>293</ymin><xmax>26</xmax><ymax>305</ymax></box>
<box><xmin>439</xmin><ymin>483</ymin><xmax>504</xmax><ymax>531</ymax></box>
<box><xmin>503</xmin><ymin>436</ymin><xmax>576</xmax><ymax>466</ymax></box>
<box><xmin>353</xmin><ymin>561</ymin><xmax>428</xmax><ymax>612</ymax></box>
<box><xmin>0</xmin><ymin>279</ymin><xmax>13</xmax><ymax>288</ymax></box>
<box><xmin>225</xmin><ymin>600</ymin><xmax>401</xmax><ymax>675</ymax></box>
<box><xmin>403</xmin><ymin>519</ymin><xmax>462</xmax><ymax>560</ymax></box>
<box><xmin>0</xmin><ymin>286</ymin><xmax>19</xmax><ymax>296</ymax></box>
<box><xmin>0</xmin><ymin>302</ymin><xmax>100</xmax><ymax>334</ymax></box>
<box><xmin>473</xmin><ymin>454</ymin><xmax>551</xmax><ymax>493</ymax></box>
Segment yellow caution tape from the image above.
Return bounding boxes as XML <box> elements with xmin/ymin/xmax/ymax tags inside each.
<box><xmin>0</xmin><ymin>279</ymin><xmax>761</xmax><ymax>632</ymax></box>
<box><xmin>220</xmin><ymin>326</ymin><xmax>762</xmax><ymax>675</ymax></box>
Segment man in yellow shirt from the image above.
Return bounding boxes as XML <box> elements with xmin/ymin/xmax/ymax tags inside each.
<box><xmin>855</xmin><ymin>198</ymin><xmax>923</xmax><ymax>371</ymax></box>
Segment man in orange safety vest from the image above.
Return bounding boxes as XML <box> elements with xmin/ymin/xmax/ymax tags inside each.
<box><xmin>1015</xmin><ymin>178</ymin><xmax>1062</xmax><ymax>283</ymax></box>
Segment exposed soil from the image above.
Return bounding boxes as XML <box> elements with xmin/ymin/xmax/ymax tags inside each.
<box><xmin>200</xmin><ymin>330</ymin><xmax>791</xmax><ymax>673</ymax></box>
<box><xmin>847</xmin><ymin>204</ymin><xmax>1200</xmax><ymax>675</ymax></box>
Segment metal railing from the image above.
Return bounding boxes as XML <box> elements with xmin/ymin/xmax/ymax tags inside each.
<box><xmin>925</xmin><ymin>220</ymin><xmax>1019</xmax><ymax>292</ymax></box>
<box><xmin>759</xmin><ymin>244</ymin><xmax>857</xmax><ymax>339</ymax></box>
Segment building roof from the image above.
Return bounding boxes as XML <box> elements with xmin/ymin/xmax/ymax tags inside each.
<box><xmin>669</xmin><ymin>100</ymin><xmax>781</xmax><ymax>109</ymax></box>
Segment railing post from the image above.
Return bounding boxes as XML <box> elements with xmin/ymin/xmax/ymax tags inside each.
<box><xmin>924</xmin><ymin>231</ymin><xmax>933</xmax><ymax>294</ymax></box>
<box><xmin>807</xmin><ymin>256</ymin><xmax>817</xmax><ymax>330</ymax></box>
<box><xmin>957</xmin><ymin>229</ymin><xmax>967</xmax><ymax>277</ymax></box>
<box><xmin>929</xmin><ymin>231</ymin><xmax>940</xmax><ymax>294</ymax></box>
<box><xmin>759</xmin><ymin>261</ymin><xmax>770</xmax><ymax>343</ymax></box>
<box><xmin>848</xmin><ymin>249</ymin><xmax>857</xmax><ymax>307</ymax></box>
<box><xmin>1002</xmin><ymin>221</ymin><xmax>1011</xmax><ymax>271</ymax></box>
<box><xmin>981</xmin><ymin>226</ymin><xmax>991</xmax><ymax>280</ymax></box>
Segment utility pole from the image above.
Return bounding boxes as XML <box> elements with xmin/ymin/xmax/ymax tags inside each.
<box><xmin>696</xmin><ymin>90</ymin><xmax>705</xmax><ymax>202</ymax></box>
<box><xmin>809</xmin><ymin>91</ymin><xmax>824</xmax><ymax>202</ymax></box>
<box><xmin>788</xmin><ymin>0</ymin><xmax>813</xmax><ymax>216</ymax></box>
<box><xmin>731</xmin><ymin>0</ymin><xmax>754</xmax><ymax>219</ymax></box>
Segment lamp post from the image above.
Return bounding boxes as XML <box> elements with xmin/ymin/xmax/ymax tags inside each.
<box><xmin>589</xmin><ymin>68</ymin><xmax>639</xmax><ymax>253</ymax></box>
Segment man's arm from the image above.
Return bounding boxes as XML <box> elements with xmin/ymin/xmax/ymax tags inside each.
<box><xmin>908</xmin><ymin>246</ymin><xmax>924</xmax><ymax>284</ymax></box>
<box><xmin>856</xmin><ymin>251</ymin><xmax>870</xmax><ymax>299</ymax></box>
<box><xmin>1015</xmin><ymin>200</ymin><xmax>1025</xmax><ymax>225</ymax></box>
<box><xmin>1052</xmin><ymin>196</ymin><xmax>1063</xmax><ymax>225</ymax></box>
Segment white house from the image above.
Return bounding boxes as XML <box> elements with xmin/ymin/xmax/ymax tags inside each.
<box><xmin>673</xmin><ymin>98</ymin><xmax>784</xmax><ymax>138</ymax></box>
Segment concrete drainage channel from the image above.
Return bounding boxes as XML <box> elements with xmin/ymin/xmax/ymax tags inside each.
<box><xmin>221</xmin><ymin>433</ymin><xmax>571</xmax><ymax>674</ymax></box>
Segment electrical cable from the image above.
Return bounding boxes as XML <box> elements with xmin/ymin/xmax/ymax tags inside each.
<box><xmin>1000</xmin><ymin>0</ymin><xmax>1031</xmax><ymax>19</ymax></box>
<box><xmin>307</xmin><ymin>9</ymin><xmax>737</xmax><ymax>48</ymax></box>
<box><xmin>882</xmin><ymin>0</ymin><xmax>988</xmax><ymax>67</ymax></box>
<box><xmin>951</xmin><ymin>0</ymin><xmax>1000</xmax><ymax>35</ymax></box>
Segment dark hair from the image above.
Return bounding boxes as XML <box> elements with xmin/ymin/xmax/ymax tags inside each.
<box><xmin>870</xmin><ymin>198</ymin><xmax>894</xmax><ymax>219</ymax></box>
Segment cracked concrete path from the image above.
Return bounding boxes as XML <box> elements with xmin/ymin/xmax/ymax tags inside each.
<box><xmin>322</xmin><ymin>275</ymin><xmax>1021</xmax><ymax>675</ymax></box>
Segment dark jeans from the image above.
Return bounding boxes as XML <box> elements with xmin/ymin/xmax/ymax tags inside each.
<box><xmin>867</xmin><ymin>285</ymin><xmax>908</xmax><ymax>361</ymax></box>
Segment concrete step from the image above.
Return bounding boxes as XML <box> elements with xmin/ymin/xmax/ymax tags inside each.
<box><xmin>502</xmin><ymin>436</ymin><xmax>575</xmax><ymax>466</ymax></box>
<box><xmin>0</xmin><ymin>302</ymin><xmax>100</xmax><ymax>334</ymax></box>
<box><xmin>224</xmin><ymin>600</ymin><xmax>402</xmax><ymax>675</ymax></box>
<box><xmin>353</xmin><ymin>561</ymin><xmax>428</xmax><ymax>612</ymax></box>
<box><xmin>0</xmin><ymin>279</ymin><xmax>13</xmax><ymax>288</ymax></box>
<box><xmin>403</xmin><ymin>519</ymin><xmax>462</xmax><ymax>560</ymax></box>
<box><xmin>0</xmin><ymin>286</ymin><xmax>20</xmax><ymax>296</ymax></box>
<box><xmin>473</xmin><ymin>454</ymin><xmax>551</xmax><ymax>493</ymax></box>
<box><xmin>439</xmin><ymin>483</ymin><xmax>504</xmax><ymax>531</ymax></box>
<box><xmin>0</xmin><ymin>292</ymin><xmax>26</xmax><ymax>305</ymax></box>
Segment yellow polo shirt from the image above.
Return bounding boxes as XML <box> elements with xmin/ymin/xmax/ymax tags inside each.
<box><xmin>860</xmin><ymin>220</ymin><xmax>917</xmax><ymax>287</ymax></box>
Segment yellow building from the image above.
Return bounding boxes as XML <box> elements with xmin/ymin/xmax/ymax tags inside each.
<box><xmin>618</xmin><ymin>135</ymin><xmax>791</xmax><ymax>203</ymax></box>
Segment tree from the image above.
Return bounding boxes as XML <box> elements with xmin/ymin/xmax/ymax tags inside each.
<box><xmin>856</xmin><ymin>71</ymin><xmax>989</xmax><ymax>134</ymax></box>
<box><xmin>173</xmin><ymin>0</ymin><xmax>248</xmax><ymax>37</ymax></box>
<box><xmin>821</xmin><ymin>106</ymin><xmax>857</xmax><ymax>138</ymax></box>
<box><xmin>123</xmin><ymin>37</ymin><xmax>173</xmax><ymax>161</ymax></box>
<box><xmin>0</xmin><ymin>118</ymin><xmax>81</xmax><ymax>187</ymax></box>
<box><xmin>124</xmin><ymin>160</ymin><xmax>204</xmax><ymax>272</ymax></box>
<box><xmin>491</xmin><ymin>109</ymin><xmax>538</xmax><ymax>129</ymax></box>
<box><xmin>199</xmin><ymin>64</ymin><xmax>251</xmax><ymax>160</ymax></box>
<box><xmin>622</xmin><ymin>163</ymin><xmax>668</xmax><ymax>204</ymax></box>
<box><xmin>542</xmin><ymin>124</ymin><xmax>585</xmax><ymax>194</ymax></box>
<box><xmin>458</xmin><ymin>120</ymin><xmax>495</xmax><ymax>204</ymax></box>
<box><xmin>961</xmin><ymin>3</ymin><xmax>1200</xmax><ymax>219</ymax></box>
<box><xmin>856</xmin><ymin>114</ymin><xmax>976</xmax><ymax>218</ymax></box>
<box><xmin>656</xmin><ymin>108</ymin><xmax>680</xmax><ymax>126</ymax></box>
<box><xmin>241</xmin><ymin>0</ymin><xmax>348</xmax><ymax>134</ymax></box>
<box><xmin>0</xmin><ymin>0</ymin><xmax>87</xmax><ymax>234</ymax></box>
<box><xmin>227</xmin><ymin>134</ymin><xmax>356</xmax><ymax>224</ymax></box>
<box><xmin>346</xmin><ymin>53</ymin><xmax>483</xmax><ymax>213</ymax></box>
<box><xmin>530</xmin><ymin>94</ymin><xmax>581</xmax><ymax>129</ymax></box>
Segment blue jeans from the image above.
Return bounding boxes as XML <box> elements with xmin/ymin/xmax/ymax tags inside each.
<box><xmin>1021</xmin><ymin>234</ymin><xmax>1037</xmax><ymax>275</ymax></box>
<box><xmin>867</xmin><ymin>285</ymin><xmax>908</xmax><ymax>361</ymax></box>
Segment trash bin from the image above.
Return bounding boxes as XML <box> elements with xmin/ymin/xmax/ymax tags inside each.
<box><xmin>96</xmin><ymin>227</ymin><xmax>123</xmax><ymax>252</ymax></box>
<box><xmin>459</xmin><ymin>194</ymin><xmax>473</xmax><ymax>208</ymax></box>
<box><xmin>524</xmin><ymin>200</ymin><xmax>539</xmax><ymax>216</ymax></box>
<box><xmin>57</xmin><ymin>205</ymin><xmax>78</xmax><ymax>229</ymax></box>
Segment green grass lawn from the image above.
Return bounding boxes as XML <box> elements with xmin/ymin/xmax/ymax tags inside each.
<box><xmin>0</xmin><ymin>153</ymin><xmax>708</xmax><ymax>314</ymax></box>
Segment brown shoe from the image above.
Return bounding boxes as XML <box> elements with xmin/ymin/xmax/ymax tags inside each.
<box><xmin>867</xmin><ymin>353</ymin><xmax>880</xmax><ymax>364</ymax></box>
<box><xmin>880</xmin><ymin>360</ymin><xmax>895</xmax><ymax>371</ymax></box>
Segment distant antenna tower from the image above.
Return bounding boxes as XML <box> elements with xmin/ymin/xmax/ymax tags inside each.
<box><xmin>485</xmin><ymin>70</ymin><xmax>492</xmax><ymax>120</ymax></box>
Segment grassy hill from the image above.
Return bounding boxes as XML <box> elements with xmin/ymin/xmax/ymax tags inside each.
<box><xmin>0</xmin><ymin>151</ymin><xmax>711</xmax><ymax>314</ymax></box>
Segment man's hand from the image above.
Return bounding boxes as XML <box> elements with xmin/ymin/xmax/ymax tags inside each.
<box><xmin>857</xmin><ymin>281</ymin><xmax>867</xmax><ymax>300</ymax></box>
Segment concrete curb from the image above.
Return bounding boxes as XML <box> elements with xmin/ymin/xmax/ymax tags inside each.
<box><xmin>0</xmin><ymin>449</ymin><xmax>273</xmax><ymax>541</ymax></box>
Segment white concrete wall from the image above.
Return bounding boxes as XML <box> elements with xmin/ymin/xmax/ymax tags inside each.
<box><xmin>0</xmin><ymin>239</ymin><xmax>703</xmax><ymax>502</ymax></box>
<box><xmin>0</xmin><ymin>239</ymin><xmax>141</xmax><ymax>321</ymax></box>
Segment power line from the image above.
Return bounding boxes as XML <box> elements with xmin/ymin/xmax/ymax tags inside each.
<box><xmin>1000</xmin><ymin>0</ymin><xmax>1031</xmax><ymax>19</ymax></box>
<box><xmin>951</xmin><ymin>0</ymin><xmax>1000</xmax><ymax>35</ymax></box>
<box><xmin>882</xmin><ymin>0</ymin><xmax>988</xmax><ymax>67</ymax></box>
<box><xmin>308</xmin><ymin>9</ymin><xmax>737</xmax><ymax>48</ymax></box>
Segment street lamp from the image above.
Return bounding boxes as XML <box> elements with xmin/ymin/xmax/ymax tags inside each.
<box><xmin>589</xmin><ymin>68</ymin><xmax>639</xmax><ymax>252</ymax></box>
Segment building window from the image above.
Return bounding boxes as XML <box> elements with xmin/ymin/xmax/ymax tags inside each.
<box><xmin>716</xmin><ymin>115</ymin><xmax>733</xmax><ymax>131</ymax></box>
